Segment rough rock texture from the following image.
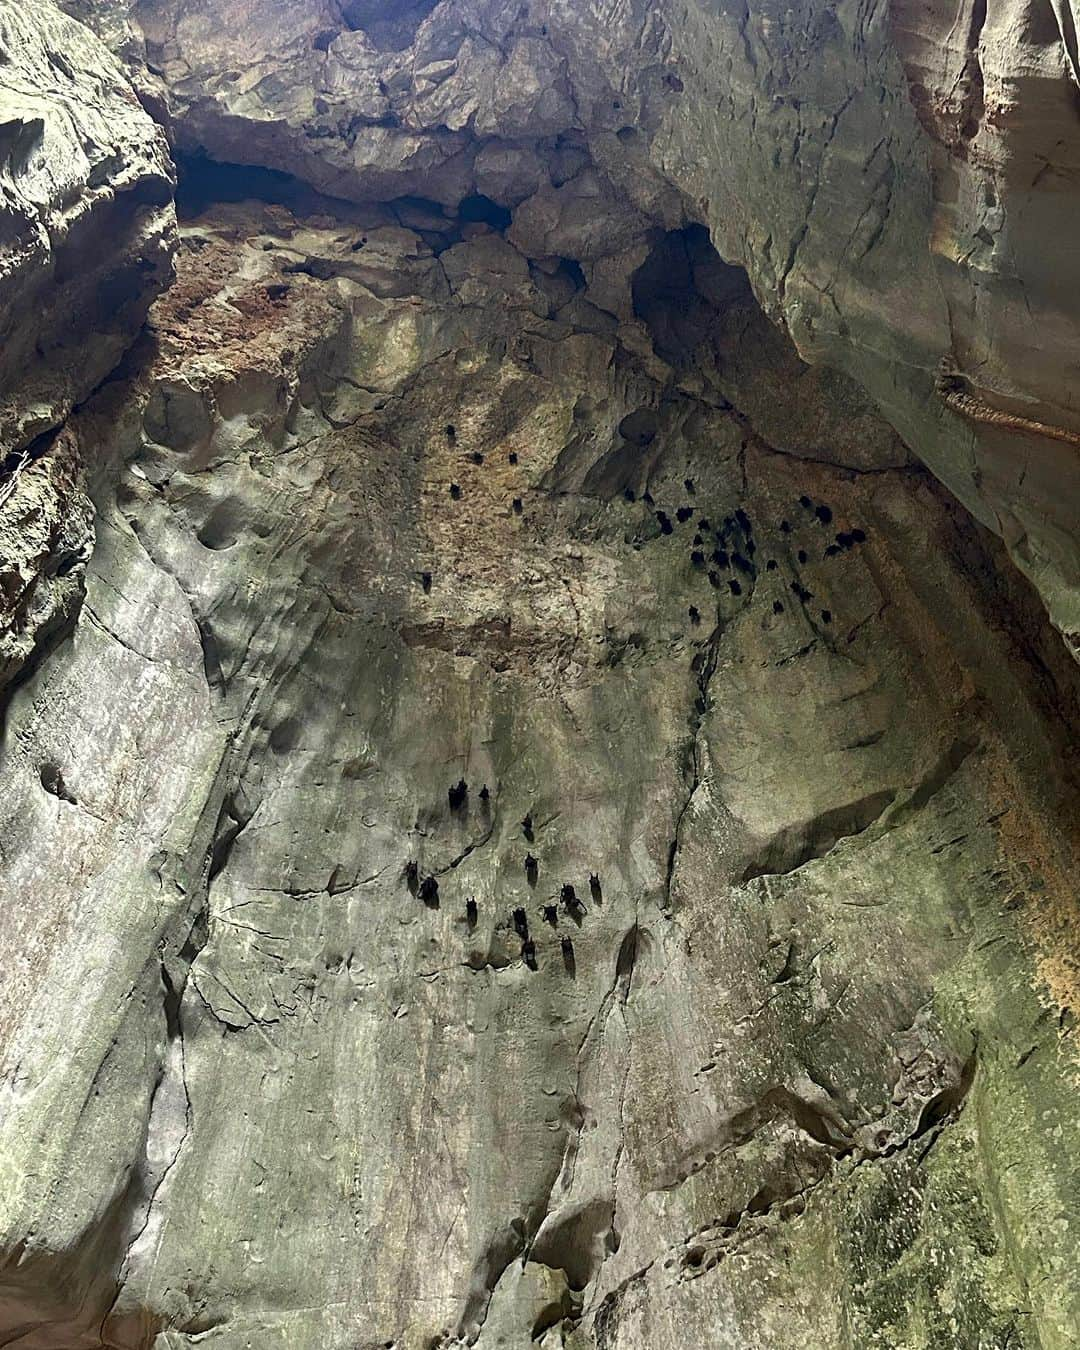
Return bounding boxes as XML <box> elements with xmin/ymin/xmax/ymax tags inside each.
<box><xmin>2</xmin><ymin>4</ymin><xmax>1080</xmax><ymax>1350</ymax></box>
<box><xmin>2</xmin><ymin>188</ymin><xmax>1080</xmax><ymax>1348</ymax></box>
<box><xmin>0</xmin><ymin>0</ymin><xmax>174</xmax><ymax>452</ymax></box>
<box><xmin>66</xmin><ymin>0</ymin><xmax>1080</xmax><ymax>655</ymax></box>
<box><xmin>0</xmin><ymin>0</ymin><xmax>175</xmax><ymax>697</ymax></box>
<box><xmin>0</xmin><ymin>426</ymin><xmax>93</xmax><ymax>693</ymax></box>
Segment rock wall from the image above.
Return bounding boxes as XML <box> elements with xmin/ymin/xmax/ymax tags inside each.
<box><xmin>63</xmin><ymin>0</ymin><xmax>1080</xmax><ymax>655</ymax></box>
<box><xmin>0</xmin><ymin>0</ymin><xmax>175</xmax><ymax>700</ymax></box>
<box><xmin>1</xmin><ymin>3</ymin><xmax>1080</xmax><ymax>1349</ymax></box>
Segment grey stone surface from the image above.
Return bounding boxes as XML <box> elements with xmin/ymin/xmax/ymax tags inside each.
<box><xmin>1</xmin><ymin>194</ymin><xmax>1079</xmax><ymax>1348</ymax></box>
<box><xmin>0</xmin><ymin>0</ymin><xmax>175</xmax><ymax>701</ymax></box>
<box><xmin>0</xmin><ymin>0</ymin><xmax>175</xmax><ymax>455</ymax></box>
<box><xmin>1</xmin><ymin>4</ymin><xmax>1080</xmax><ymax>1349</ymax></box>
<box><xmin>74</xmin><ymin>0</ymin><xmax>1080</xmax><ymax>653</ymax></box>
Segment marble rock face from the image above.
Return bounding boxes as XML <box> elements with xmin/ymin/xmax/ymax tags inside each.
<box><xmin>0</xmin><ymin>4</ymin><xmax>1079</xmax><ymax>1350</ymax></box>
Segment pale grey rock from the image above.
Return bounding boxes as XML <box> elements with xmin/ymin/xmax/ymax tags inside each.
<box><xmin>0</xmin><ymin>0</ymin><xmax>174</xmax><ymax>700</ymax></box>
<box><xmin>0</xmin><ymin>0</ymin><xmax>175</xmax><ymax>456</ymax></box>
<box><xmin>2</xmin><ymin>3</ymin><xmax>1080</xmax><ymax>1349</ymax></box>
<box><xmin>0</xmin><ymin>194</ymin><xmax>1077</xmax><ymax>1350</ymax></box>
<box><xmin>86</xmin><ymin>0</ymin><xmax>1080</xmax><ymax>652</ymax></box>
<box><xmin>473</xmin><ymin>142</ymin><xmax>548</xmax><ymax>208</ymax></box>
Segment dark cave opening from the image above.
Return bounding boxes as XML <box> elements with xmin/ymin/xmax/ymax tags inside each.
<box><xmin>569</xmin><ymin>223</ymin><xmax>756</xmax><ymax>497</ymax></box>
<box><xmin>631</xmin><ymin>224</ymin><xmax>754</xmax><ymax>368</ymax></box>
<box><xmin>340</xmin><ymin>0</ymin><xmax>441</xmax><ymax>51</ymax></box>
<box><xmin>457</xmin><ymin>193</ymin><xmax>513</xmax><ymax>232</ymax></box>
<box><xmin>556</xmin><ymin>257</ymin><xmax>586</xmax><ymax>291</ymax></box>
<box><xmin>174</xmin><ymin>152</ymin><xmax>354</xmax><ymax>219</ymax></box>
<box><xmin>174</xmin><ymin>156</ymin><xmax>512</xmax><ymax>251</ymax></box>
<box><xmin>175</xmin><ymin>155</ymin><xmax>450</xmax><ymax>232</ymax></box>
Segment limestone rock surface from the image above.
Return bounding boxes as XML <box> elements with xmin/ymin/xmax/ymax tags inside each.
<box><xmin>0</xmin><ymin>0</ymin><xmax>175</xmax><ymax>697</ymax></box>
<box><xmin>77</xmin><ymin>0</ymin><xmax>1080</xmax><ymax>653</ymax></box>
<box><xmin>1</xmin><ymin>4</ymin><xmax>1080</xmax><ymax>1350</ymax></box>
<box><xmin>1</xmin><ymin>187</ymin><xmax>1079</xmax><ymax>1349</ymax></box>
<box><xmin>0</xmin><ymin>0</ymin><xmax>175</xmax><ymax>453</ymax></box>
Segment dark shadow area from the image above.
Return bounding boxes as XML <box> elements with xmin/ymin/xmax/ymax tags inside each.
<box><xmin>630</xmin><ymin>225</ymin><xmax>912</xmax><ymax>471</ymax></box>
<box><xmin>631</xmin><ymin>224</ymin><xmax>753</xmax><ymax>368</ymax></box>
<box><xmin>175</xmin><ymin>157</ymin><xmax>509</xmax><ymax>256</ymax></box>
<box><xmin>457</xmin><ymin>194</ymin><xmax>513</xmax><ymax>231</ymax></box>
<box><xmin>393</xmin><ymin>193</ymin><xmax>452</xmax><ymax>220</ymax></box>
<box><xmin>175</xmin><ymin>152</ymin><xmax>367</xmax><ymax>220</ymax></box>
<box><xmin>341</xmin><ymin>0</ymin><xmax>441</xmax><ymax>51</ymax></box>
<box><xmin>557</xmin><ymin>257</ymin><xmax>586</xmax><ymax>290</ymax></box>
<box><xmin>618</xmin><ymin>408</ymin><xmax>659</xmax><ymax>446</ymax></box>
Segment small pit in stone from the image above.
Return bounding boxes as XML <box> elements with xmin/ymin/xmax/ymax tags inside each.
<box><xmin>39</xmin><ymin>762</ymin><xmax>76</xmax><ymax>804</ymax></box>
<box><xmin>456</xmin><ymin>194</ymin><xmax>512</xmax><ymax>232</ymax></box>
<box><xmin>618</xmin><ymin>408</ymin><xmax>659</xmax><ymax>447</ymax></box>
<box><xmin>196</xmin><ymin>502</ymin><xmax>242</xmax><ymax>551</ymax></box>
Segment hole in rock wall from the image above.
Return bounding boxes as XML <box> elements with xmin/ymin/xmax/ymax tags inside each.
<box><xmin>618</xmin><ymin>408</ymin><xmax>659</xmax><ymax>447</ymax></box>
<box><xmin>557</xmin><ymin>257</ymin><xmax>586</xmax><ymax>290</ymax></box>
<box><xmin>39</xmin><ymin>761</ymin><xmax>76</xmax><ymax>803</ymax></box>
<box><xmin>340</xmin><ymin>0</ymin><xmax>441</xmax><ymax>51</ymax></box>
<box><xmin>174</xmin><ymin>156</ymin><xmax>499</xmax><ymax>259</ymax></box>
<box><xmin>175</xmin><ymin>153</ymin><xmax>344</xmax><ymax>219</ymax></box>
<box><xmin>631</xmin><ymin>224</ymin><xmax>754</xmax><ymax>367</ymax></box>
<box><xmin>576</xmin><ymin>228</ymin><xmax>760</xmax><ymax>498</ymax></box>
<box><xmin>457</xmin><ymin>194</ymin><xmax>512</xmax><ymax>231</ymax></box>
<box><xmin>175</xmin><ymin>154</ymin><xmax>449</xmax><ymax>230</ymax></box>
